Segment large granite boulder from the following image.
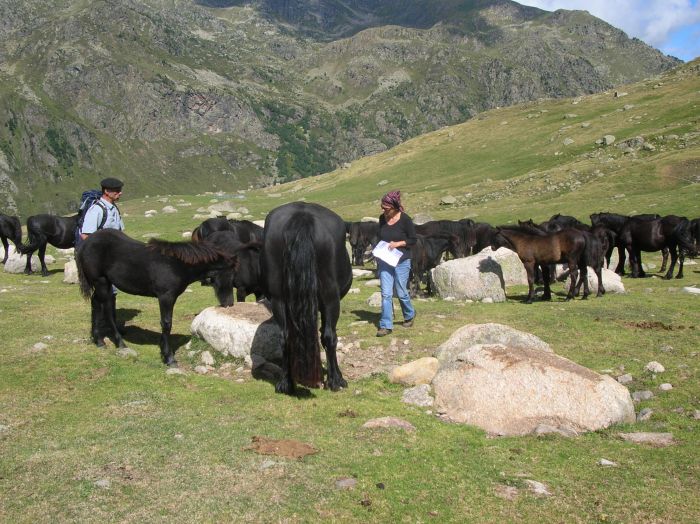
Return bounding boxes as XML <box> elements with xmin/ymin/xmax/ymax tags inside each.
<box><xmin>190</xmin><ymin>302</ymin><xmax>283</xmax><ymax>363</ymax></box>
<box><xmin>432</xmin><ymin>343</ymin><xmax>635</xmax><ymax>436</ymax></box>
<box><xmin>435</xmin><ymin>323</ymin><xmax>552</xmax><ymax>364</ymax></box>
<box><xmin>557</xmin><ymin>266</ymin><xmax>625</xmax><ymax>294</ymax></box>
<box><xmin>431</xmin><ymin>254</ymin><xmax>506</xmax><ymax>302</ymax></box>
<box><xmin>2</xmin><ymin>245</ymin><xmax>53</xmax><ymax>274</ymax></box>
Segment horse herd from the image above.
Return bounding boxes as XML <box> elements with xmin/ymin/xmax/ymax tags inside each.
<box><xmin>1</xmin><ymin>205</ymin><xmax>698</xmax><ymax>395</ymax></box>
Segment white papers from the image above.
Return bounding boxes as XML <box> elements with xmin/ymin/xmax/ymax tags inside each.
<box><xmin>372</xmin><ymin>241</ymin><xmax>402</xmax><ymax>267</ymax></box>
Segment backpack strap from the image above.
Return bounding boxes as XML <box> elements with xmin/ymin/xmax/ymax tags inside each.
<box><xmin>94</xmin><ymin>200</ymin><xmax>109</xmax><ymax>230</ymax></box>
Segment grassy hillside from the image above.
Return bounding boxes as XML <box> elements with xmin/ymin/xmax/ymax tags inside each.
<box><xmin>0</xmin><ymin>60</ymin><xmax>698</xmax><ymax>522</ymax></box>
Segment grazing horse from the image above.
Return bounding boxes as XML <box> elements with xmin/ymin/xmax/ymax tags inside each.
<box><xmin>619</xmin><ymin>215</ymin><xmax>697</xmax><ymax>279</ymax></box>
<box><xmin>409</xmin><ymin>233</ymin><xmax>458</xmax><ymax>297</ymax></box>
<box><xmin>470</xmin><ymin>222</ymin><xmax>498</xmax><ymax>255</ymax></box>
<box><xmin>346</xmin><ymin>221</ymin><xmax>379</xmax><ymax>266</ymax></box>
<box><xmin>262</xmin><ymin>202</ymin><xmax>352</xmax><ymax>395</ymax></box>
<box><xmin>77</xmin><ymin>229</ymin><xmax>238</xmax><ymax>365</ymax></box>
<box><xmin>205</xmin><ymin>231</ymin><xmax>264</xmax><ymax>302</ymax></box>
<box><xmin>20</xmin><ymin>214</ymin><xmax>78</xmax><ymax>275</ymax></box>
<box><xmin>415</xmin><ymin>220</ymin><xmax>473</xmax><ymax>258</ymax></box>
<box><xmin>191</xmin><ymin>217</ymin><xmax>263</xmax><ymax>243</ymax></box>
<box><xmin>0</xmin><ymin>213</ymin><xmax>22</xmax><ymax>264</ymax></box>
<box><xmin>491</xmin><ymin>226</ymin><xmax>589</xmax><ymax>303</ymax></box>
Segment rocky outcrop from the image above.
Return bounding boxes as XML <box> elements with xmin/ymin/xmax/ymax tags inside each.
<box><xmin>433</xmin><ymin>343</ymin><xmax>635</xmax><ymax>436</ymax></box>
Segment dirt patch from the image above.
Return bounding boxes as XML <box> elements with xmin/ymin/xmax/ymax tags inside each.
<box><xmin>658</xmin><ymin>158</ymin><xmax>700</xmax><ymax>186</ymax></box>
<box><xmin>338</xmin><ymin>337</ymin><xmax>414</xmax><ymax>381</ymax></box>
<box><xmin>243</xmin><ymin>436</ymin><xmax>318</xmax><ymax>459</ymax></box>
<box><xmin>217</xmin><ymin>302</ymin><xmax>273</xmax><ymax>323</ymax></box>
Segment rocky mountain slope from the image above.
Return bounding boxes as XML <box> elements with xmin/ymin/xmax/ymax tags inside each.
<box><xmin>0</xmin><ymin>0</ymin><xmax>680</xmax><ymax>214</ymax></box>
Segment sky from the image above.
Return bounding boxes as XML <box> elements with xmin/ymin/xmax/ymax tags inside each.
<box><xmin>517</xmin><ymin>0</ymin><xmax>700</xmax><ymax>61</ymax></box>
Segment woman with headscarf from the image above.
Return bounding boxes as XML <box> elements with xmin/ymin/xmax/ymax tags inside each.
<box><xmin>375</xmin><ymin>190</ymin><xmax>416</xmax><ymax>337</ymax></box>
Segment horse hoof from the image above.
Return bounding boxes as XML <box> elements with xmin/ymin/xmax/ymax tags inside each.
<box><xmin>165</xmin><ymin>359</ymin><xmax>178</xmax><ymax>367</ymax></box>
<box><xmin>327</xmin><ymin>378</ymin><xmax>348</xmax><ymax>391</ymax></box>
<box><xmin>95</xmin><ymin>339</ymin><xmax>106</xmax><ymax>348</ymax></box>
<box><xmin>275</xmin><ymin>379</ymin><xmax>294</xmax><ymax>395</ymax></box>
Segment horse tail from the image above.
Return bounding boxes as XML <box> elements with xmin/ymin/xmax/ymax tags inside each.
<box><xmin>76</xmin><ymin>247</ymin><xmax>94</xmax><ymax>300</ymax></box>
<box><xmin>282</xmin><ymin>213</ymin><xmax>322</xmax><ymax>388</ymax></box>
<box><xmin>18</xmin><ymin>218</ymin><xmax>44</xmax><ymax>254</ymax></box>
<box><xmin>9</xmin><ymin>216</ymin><xmax>22</xmax><ymax>247</ymax></box>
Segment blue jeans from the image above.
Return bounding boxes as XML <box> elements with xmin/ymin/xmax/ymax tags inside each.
<box><xmin>378</xmin><ymin>259</ymin><xmax>415</xmax><ymax>330</ymax></box>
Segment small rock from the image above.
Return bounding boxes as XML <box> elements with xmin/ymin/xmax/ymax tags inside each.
<box><xmin>494</xmin><ymin>485</ymin><xmax>519</xmax><ymax>500</ymax></box>
<box><xmin>335</xmin><ymin>477</ymin><xmax>357</xmax><ymax>490</ymax></box>
<box><xmin>637</xmin><ymin>408</ymin><xmax>653</xmax><ymax>422</ymax></box>
<box><xmin>260</xmin><ymin>459</ymin><xmax>277</xmax><ymax>470</ymax></box>
<box><xmin>32</xmin><ymin>342</ymin><xmax>48</xmax><ymax>352</ymax></box>
<box><xmin>194</xmin><ymin>365</ymin><xmax>209</xmax><ymax>375</ymax></box>
<box><xmin>201</xmin><ymin>351</ymin><xmax>215</xmax><ymax>366</ymax></box>
<box><xmin>116</xmin><ymin>348</ymin><xmax>138</xmax><ymax>359</ymax></box>
<box><xmin>524</xmin><ymin>479</ymin><xmax>551</xmax><ymax>497</ymax></box>
<box><xmin>362</xmin><ymin>417</ymin><xmax>416</xmax><ymax>432</ymax></box>
<box><xmin>659</xmin><ymin>345</ymin><xmax>673</xmax><ymax>353</ymax></box>
<box><xmin>616</xmin><ymin>373</ymin><xmax>633</xmax><ymax>384</ymax></box>
<box><xmin>682</xmin><ymin>286</ymin><xmax>700</xmax><ymax>295</ymax></box>
<box><xmin>598</xmin><ymin>458</ymin><xmax>617</xmax><ymax>467</ymax></box>
<box><xmin>174</xmin><ymin>433</ymin><xmax>184</xmax><ymax>440</ymax></box>
<box><xmin>693</xmin><ymin>410</ymin><xmax>700</xmax><ymax>420</ymax></box>
<box><xmin>166</xmin><ymin>368</ymin><xmax>186</xmax><ymax>376</ymax></box>
<box><xmin>645</xmin><ymin>361</ymin><xmax>665</xmax><ymax>373</ymax></box>
<box><xmin>0</xmin><ymin>424</ymin><xmax>9</xmax><ymax>435</ymax></box>
<box><xmin>94</xmin><ymin>479</ymin><xmax>111</xmax><ymax>489</ymax></box>
<box><xmin>617</xmin><ymin>432</ymin><xmax>675</xmax><ymax>447</ymax></box>
<box><xmin>659</xmin><ymin>383</ymin><xmax>673</xmax><ymax>391</ymax></box>
<box><xmin>632</xmin><ymin>390</ymin><xmax>654</xmax><ymax>402</ymax></box>
<box><xmin>603</xmin><ymin>135</ymin><xmax>616</xmax><ymax>146</ymax></box>
<box><xmin>401</xmin><ymin>384</ymin><xmax>434</xmax><ymax>407</ymax></box>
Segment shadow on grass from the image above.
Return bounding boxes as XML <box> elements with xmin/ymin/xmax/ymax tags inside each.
<box><xmin>121</xmin><ymin>324</ymin><xmax>190</xmax><ymax>350</ymax></box>
<box><xmin>350</xmin><ymin>309</ymin><xmax>379</xmax><ymax>324</ymax></box>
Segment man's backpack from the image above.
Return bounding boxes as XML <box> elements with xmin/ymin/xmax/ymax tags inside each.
<box><xmin>74</xmin><ymin>189</ymin><xmax>109</xmax><ymax>247</ymax></box>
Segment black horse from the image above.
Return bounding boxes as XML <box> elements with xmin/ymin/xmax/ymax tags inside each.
<box><xmin>20</xmin><ymin>214</ymin><xmax>79</xmax><ymax>275</ymax></box>
<box><xmin>415</xmin><ymin>219</ymin><xmax>473</xmax><ymax>258</ymax></box>
<box><xmin>262</xmin><ymin>202</ymin><xmax>352</xmax><ymax>395</ymax></box>
<box><xmin>619</xmin><ymin>215</ymin><xmax>697</xmax><ymax>279</ymax></box>
<box><xmin>191</xmin><ymin>217</ymin><xmax>264</xmax><ymax>243</ymax></box>
<box><xmin>77</xmin><ymin>229</ymin><xmax>239</xmax><ymax>365</ymax></box>
<box><xmin>205</xmin><ymin>231</ymin><xmax>264</xmax><ymax>302</ymax></box>
<box><xmin>346</xmin><ymin>221</ymin><xmax>379</xmax><ymax>266</ymax></box>
<box><xmin>590</xmin><ymin>212</ymin><xmax>669</xmax><ymax>274</ymax></box>
<box><xmin>0</xmin><ymin>213</ymin><xmax>22</xmax><ymax>264</ymax></box>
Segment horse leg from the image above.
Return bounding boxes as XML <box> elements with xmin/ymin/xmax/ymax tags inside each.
<box><xmin>676</xmin><ymin>250</ymin><xmax>685</xmax><ymax>279</ymax></box>
<box><xmin>319</xmin><ymin>293</ymin><xmax>346</xmax><ymax>392</ymax></box>
<box><xmin>524</xmin><ymin>263</ymin><xmax>536</xmax><ymax>303</ymax></box>
<box><xmin>541</xmin><ymin>265</ymin><xmax>552</xmax><ymax>301</ymax></box>
<box><xmin>271</xmin><ymin>298</ymin><xmax>295</xmax><ymax>395</ymax></box>
<box><xmin>90</xmin><ymin>295</ymin><xmax>106</xmax><ymax>347</ymax></box>
<box><xmin>1</xmin><ymin>237</ymin><xmax>8</xmax><ymax>264</ymax></box>
<box><xmin>580</xmin><ymin>264</ymin><xmax>590</xmax><ymax>299</ymax></box>
<box><xmin>614</xmin><ymin>246</ymin><xmax>626</xmax><ymax>275</ymax></box>
<box><xmin>664</xmin><ymin>247</ymin><xmax>678</xmax><ymax>280</ymax></box>
<box><xmin>38</xmin><ymin>243</ymin><xmax>49</xmax><ymax>277</ymax></box>
<box><xmin>103</xmin><ymin>291</ymin><xmax>125</xmax><ymax>348</ymax></box>
<box><xmin>236</xmin><ymin>287</ymin><xmax>246</xmax><ymax>302</ymax></box>
<box><xmin>565</xmin><ymin>264</ymin><xmax>578</xmax><ymax>300</ymax></box>
<box><xmin>158</xmin><ymin>297</ymin><xmax>176</xmax><ymax>366</ymax></box>
<box><xmin>660</xmin><ymin>247</ymin><xmax>669</xmax><ymax>273</ymax></box>
<box><xmin>23</xmin><ymin>248</ymin><xmax>34</xmax><ymax>274</ymax></box>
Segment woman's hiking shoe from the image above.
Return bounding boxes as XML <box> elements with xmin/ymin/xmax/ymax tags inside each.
<box><xmin>376</xmin><ymin>328</ymin><xmax>392</xmax><ymax>337</ymax></box>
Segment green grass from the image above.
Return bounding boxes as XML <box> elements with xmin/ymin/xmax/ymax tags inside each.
<box><xmin>1</xmin><ymin>61</ymin><xmax>699</xmax><ymax>522</ymax></box>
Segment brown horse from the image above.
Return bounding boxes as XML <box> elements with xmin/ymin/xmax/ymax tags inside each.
<box><xmin>491</xmin><ymin>227</ymin><xmax>589</xmax><ymax>303</ymax></box>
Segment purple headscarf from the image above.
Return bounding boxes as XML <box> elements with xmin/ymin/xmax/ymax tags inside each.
<box><xmin>381</xmin><ymin>190</ymin><xmax>404</xmax><ymax>212</ymax></box>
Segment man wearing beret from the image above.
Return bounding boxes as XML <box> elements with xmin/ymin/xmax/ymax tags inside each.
<box><xmin>79</xmin><ymin>177</ymin><xmax>125</xmax><ymax>241</ymax></box>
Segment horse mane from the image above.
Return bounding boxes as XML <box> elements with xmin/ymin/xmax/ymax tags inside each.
<box><xmin>147</xmin><ymin>238</ymin><xmax>234</xmax><ymax>266</ymax></box>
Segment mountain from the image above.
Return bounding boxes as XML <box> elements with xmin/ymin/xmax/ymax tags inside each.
<box><xmin>0</xmin><ymin>0</ymin><xmax>680</xmax><ymax>215</ymax></box>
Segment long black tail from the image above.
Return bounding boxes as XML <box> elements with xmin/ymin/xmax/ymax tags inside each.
<box><xmin>282</xmin><ymin>213</ymin><xmax>321</xmax><ymax>388</ymax></box>
<box><xmin>18</xmin><ymin>221</ymin><xmax>43</xmax><ymax>255</ymax></box>
<box><xmin>76</xmin><ymin>249</ymin><xmax>94</xmax><ymax>300</ymax></box>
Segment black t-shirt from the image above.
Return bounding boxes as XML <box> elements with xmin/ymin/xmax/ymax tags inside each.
<box><xmin>378</xmin><ymin>212</ymin><xmax>417</xmax><ymax>262</ymax></box>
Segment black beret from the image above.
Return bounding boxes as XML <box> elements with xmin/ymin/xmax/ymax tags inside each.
<box><xmin>100</xmin><ymin>177</ymin><xmax>123</xmax><ymax>190</ymax></box>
